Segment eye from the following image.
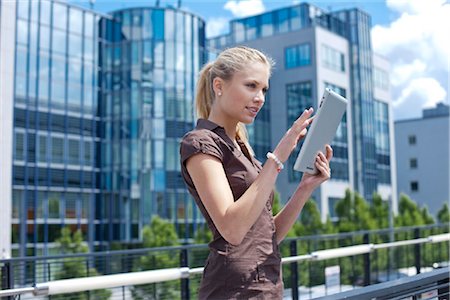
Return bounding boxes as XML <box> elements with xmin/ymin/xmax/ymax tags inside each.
<box><xmin>246</xmin><ymin>83</ymin><xmax>257</xmax><ymax>89</ymax></box>
<box><xmin>262</xmin><ymin>87</ymin><xmax>268</xmax><ymax>94</ymax></box>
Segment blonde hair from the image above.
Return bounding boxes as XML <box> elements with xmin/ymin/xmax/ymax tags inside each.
<box><xmin>195</xmin><ymin>46</ymin><xmax>274</xmax><ymax>155</ymax></box>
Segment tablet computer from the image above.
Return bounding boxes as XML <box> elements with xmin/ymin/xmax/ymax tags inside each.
<box><xmin>293</xmin><ymin>88</ymin><xmax>348</xmax><ymax>174</ymax></box>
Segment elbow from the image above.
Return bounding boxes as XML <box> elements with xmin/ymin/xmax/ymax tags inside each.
<box><xmin>221</xmin><ymin>228</ymin><xmax>245</xmax><ymax>246</ymax></box>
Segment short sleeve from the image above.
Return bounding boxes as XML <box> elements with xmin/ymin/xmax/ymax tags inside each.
<box><xmin>180</xmin><ymin>131</ymin><xmax>223</xmax><ymax>167</ymax></box>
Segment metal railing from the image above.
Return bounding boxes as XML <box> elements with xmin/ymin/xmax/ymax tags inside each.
<box><xmin>0</xmin><ymin>228</ymin><xmax>450</xmax><ymax>299</ymax></box>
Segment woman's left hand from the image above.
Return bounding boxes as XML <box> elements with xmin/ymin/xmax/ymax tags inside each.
<box><xmin>299</xmin><ymin>145</ymin><xmax>333</xmax><ymax>190</ymax></box>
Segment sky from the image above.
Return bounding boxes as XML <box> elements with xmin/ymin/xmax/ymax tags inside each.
<box><xmin>71</xmin><ymin>0</ymin><xmax>450</xmax><ymax>121</ymax></box>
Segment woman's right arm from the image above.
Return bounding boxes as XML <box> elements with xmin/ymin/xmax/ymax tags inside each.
<box><xmin>186</xmin><ymin>108</ymin><xmax>313</xmax><ymax>246</ymax></box>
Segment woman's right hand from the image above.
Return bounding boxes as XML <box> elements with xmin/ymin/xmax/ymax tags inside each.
<box><xmin>273</xmin><ymin>108</ymin><xmax>314</xmax><ymax>163</ymax></box>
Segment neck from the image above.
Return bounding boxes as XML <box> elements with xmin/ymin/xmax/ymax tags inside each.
<box><xmin>207</xmin><ymin>110</ymin><xmax>238</xmax><ymax>142</ymax></box>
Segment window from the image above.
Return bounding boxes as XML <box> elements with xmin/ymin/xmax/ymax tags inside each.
<box><xmin>14</xmin><ymin>131</ymin><xmax>25</xmax><ymax>161</ymax></box>
<box><xmin>410</xmin><ymin>181</ymin><xmax>419</xmax><ymax>192</ymax></box>
<box><xmin>285</xmin><ymin>44</ymin><xmax>310</xmax><ymax>69</ymax></box>
<box><xmin>410</xmin><ymin>158</ymin><xmax>418</xmax><ymax>169</ymax></box>
<box><xmin>286</xmin><ymin>81</ymin><xmax>312</xmax><ymax>182</ymax></box>
<box><xmin>408</xmin><ymin>135</ymin><xmax>416</xmax><ymax>145</ymax></box>
<box><xmin>322</xmin><ymin>44</ymin><xmax>345</xmax><ymax>72</ymax></box>
<box><xmin>51</xmin><ymin>137</ymin><xmax>64</xmax><ymax>164</ymax></box>
<box><xmin>374</xmin><ymin>67</ymin><xmax>389</xmax><ymax>90</ymax></box>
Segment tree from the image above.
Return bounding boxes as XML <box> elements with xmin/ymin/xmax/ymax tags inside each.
<box><xmin>335</xmin><ymin>189</ymin><xmax>376</xmax><ymax>232</ymax></box>
<box><xmin>370</xmin><ymin>193</ymin><xmax>390</xmax><ymax>229</ymax></box>
<box><xmin>395</xmin><ymin>194</ymin><xmax>431</xmax><ymax>227</ymax></box>
<box><xmin>437</xmin><ymin>203</ymin><xmax>450</xmax><ymax>223</ymax></box>
<box><xmin>52</xmin><ymin>227</ymin><xmax>111</xmax><ymax>300</ymax></box>
<box><xmin>131</xmin><ymin>216</ymin><xmax>180</xmax><ymax>300</ymax></box>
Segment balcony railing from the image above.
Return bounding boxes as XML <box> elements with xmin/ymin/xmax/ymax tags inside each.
<box><xmin>1</xmin><ymin>224</ymin><xmax>449</xmax><ymax>299</ymax></box>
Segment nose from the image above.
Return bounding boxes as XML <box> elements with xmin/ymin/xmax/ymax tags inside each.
<box><xmin>253</xmin><ymin>90</ymin><xmax>265</xmax><ymax>103</ymax></box>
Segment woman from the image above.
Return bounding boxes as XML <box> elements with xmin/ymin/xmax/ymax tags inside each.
<box><xmin>180</xmin><ymin>46</ymin><xmax>333</xmax><ymax>299</ymax></box>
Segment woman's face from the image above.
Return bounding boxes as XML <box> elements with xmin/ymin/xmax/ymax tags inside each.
<box><xmin>215</xmin><ymin>62</ymin><xmax>270</xmax><ymax>124</ymax></box>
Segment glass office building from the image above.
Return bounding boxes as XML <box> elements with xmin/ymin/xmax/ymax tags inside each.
<box><xmin>10</xmin><ymin>0</ymin><xmax>102</xmax><ymax>257</ymax></box>
<box><xmin>98</xmin><ymin>7</ymin><xmax>206</xmax><ymax>244</ymax></box>
<box><xmin>2</xmin><ymin>0</ymin><xmax>206</xmax><ymax>257</ymax></box>
<box><xmin>209</xmin><ymin>3</ymin><xmax>396</xmax><ymax>220</ymax></box>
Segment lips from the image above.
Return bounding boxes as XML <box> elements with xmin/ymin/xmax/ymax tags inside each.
<box><xmin>246</xmin><ymin>106</ymin><xmax>259</xmax><ymax>115</ymax></box>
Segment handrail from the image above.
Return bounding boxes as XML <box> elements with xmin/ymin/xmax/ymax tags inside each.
<box><xmin>0</xmin><ymin>232</ymin><xmax>448</xmax><ymax>298</ymax></box>
<box><xmin>2</xmin><ymin>223</ymin><xmax>447</xmax><ymax>264</ymax></box>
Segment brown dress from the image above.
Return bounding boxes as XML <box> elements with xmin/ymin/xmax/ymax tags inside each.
<box><xmin>180</xmin><ymin>119</ymin><xmax>283</xmax><ymax>299</ymax></box>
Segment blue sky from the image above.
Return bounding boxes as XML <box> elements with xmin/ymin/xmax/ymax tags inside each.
<box><xmin>70</xmin><ymin>0</ymin><xmax>450</xmax><ymax>121</ymax></box>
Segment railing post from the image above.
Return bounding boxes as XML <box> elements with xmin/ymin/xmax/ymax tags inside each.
<box><xmin>290</xmin><ymin>240</ymin><xmax>299</xmax><ymax>300</ymax></box>
<box><xmin>414</xmin><ymin>228</ymin><xmax>421</xmax><ymax>274</ymax></box>
<box><xmin>180</xmin><ymin>248</ymin><xmax>190</xmax><ymax>300</ymax></box>
<box><xmin>1</xmin><ymin>262</ymin><xmax>13</xmax><ymax>300</ymax></box>
<box><xmin>363</xmin><ymin>233</ymin><xmax>371</xmax><ymax>286</ymax></box>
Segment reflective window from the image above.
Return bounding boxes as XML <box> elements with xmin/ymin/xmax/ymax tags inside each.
<box><xmin>153</xmin><ymin>10</ymin><xmax>164</xmax><ymax>40</ymax></box>
<box><xmin>84</xmin><ymin>13</ymin><xmax>94</xmax><ymax>37</ymax></box>
<box><xmin>154</xmin><ymin>140</ymin><xmax>164</xmax><ymax>168</ymax></box>
<box><xmin>51</xmin><ymin>54</ymin><xmax>66</xmax><ymax>80</ymax></box>
<box><xmin>322</xmin><ymin>44</ymin><xmax>345</xmax><ymax>72</ymax></box>
<box><xmin>30</xmin><ymin>1</ymin><xmax>39</xmax><ymax>22</ymax></box>
<box><xmin>51</xmin><ymin>81</ymin><xmax>65</xmax><ymax>108</ymax></box>
<box><xmin>84</xmin><ymin>140</ymin><xmax>92</xmax><ymax>165</ymax></box>
<box><xmin>15</xmin><ymin>49</ymin><xmax>27</xmax><ymax>75</ymax></box>
<box><xmin>38</xmin><ymin>134</ymin><xmax>47</xmax><ymax>162</ymax></box>
<box><xmin>51</xmin><ymin>136</ymin><xmax>64</xmax><ymax>164</ymax></box>
<box><xmin>53</xmin><ymin>3</ymin><xmax>67</xmax><ymax>30</ymax></box>
<box><xmin>286</xmin><ymin>81</ymin><xmax>312</xmax><ymax>182</ymax></box>
<box><xmin>69</xmin><ymin>33</ymin><xmax>82</xmax><ymax>58</ymax></box>
<box><xmin>69</xmin><ymin>8</ymin><xmax>83</xmax><ymax>34</ymax></box>
<box><xmin>285</xmin><ymin>43</ymin><xmax>310</xmax><ymax>69</ymax></box>
<box><xmin>17</xmin><ymin>0</ymin><xmax>29</xmax><ymax>20</ymax></box>
<box><xmin>40</xmin><ymin>0</ymin><xmax>51</xmax><ymax>25</ymax></box>
<box><xmin>52</xmin><ymin>29</ymin><xmax>67</xmax><ymax>54</ymax></box>
<box><xmin>15</xmin><ymin>74</ymin><xmax>27</xmax><ymax>98</ymax></box>
<box><xmin>48</xmin><ymin>193</ymin><xmax>60</xmax><ymax>218</ymax></box>
<box><xmin>373</xmin><ymin>67</ymin><xmax>389</xmax><ymax>90</ymax></box>
<box><xmin>39</xmin><ymin>25</ymin><xmax>50</xmax><ymax>50</ymax></box>
<box><xmin>233</xmin><ymin>22</ymin><xmax>245</xmax><ymax>43</ymax></box>
<box><xmin>277</xmin><ymin>9</ymin><xmax>289</xmax><ymax>33</ymax></box>
<box><xmin>261</xmin><ymin>13</ymin><xmax>273</xmax><ymax>37</ymax></box>
<box><xmin>17</xmin><ymin>20</ymin><xmax>28</xmax><ymax>45</ymax></box>
<box><xmin>14</xmin><ymin>131</ymin><xmax>25</xmax><ymax>161</ymax></box>
<box><xmin>142</xmin><ymin>11</ymin><xmax>152</xmax><ymax>39</ymax></box>
<box><xmin>245</xmin><ymin>17</ymin><xmax>257</xmax><ymax>40</ymax></box>
<box><xmin>65</xmin><ymin>193</ymin><xmax>77</xmax><ymax>218</ymax></box>
<box><xmin>68</xmin><ymin>83</ymin><xmax>82</xmax><ymax>110</ymax></box>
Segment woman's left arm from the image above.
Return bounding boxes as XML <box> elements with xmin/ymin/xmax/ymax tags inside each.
<box><xmin>273</xmin><ymin>145</ymin><xmax>333</xmax><ymax>244</ymax></box>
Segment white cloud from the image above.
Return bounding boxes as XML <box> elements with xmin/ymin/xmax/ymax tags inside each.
<box><xmin>206</xmin><ymin>17</ymin><xmax>229</xmax><ymax>38</ymax></box>
<box><xmin>224</xmin><ymin>0</ymin><xmax>265</xmax><ymax>18</ymax></box>
<box><xmin>372</xmin><ymin>0</ymin><xmax>450</xmax><ymax>120</ymax></box>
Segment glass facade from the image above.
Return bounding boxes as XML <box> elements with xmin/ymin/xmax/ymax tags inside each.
<box><xmin>286</xmin><ymin>81</ymin><xmax>313</xmax><ymax>182</ymax></box>
<box><xmin>12</xmin><ymin>0</ymin><xmax>100</xmax><ymax>257</ymax></box>
<box><xmin>374</xmin><ymin>100</ymin><xmax>391</xmax><ymax>184</ymax></box>
<box><xmin>285</xmin><ymin>43</ymin><xmax>311</xmax><ymax>69</ymax></box>
<box><xmin>98</xmin><ymin>8</ymin><xmax>206</xmax><ymax>244</ymax></box>
<box><xmin>10</xmin><ymin>1</ymin><xmax>206</xmax><ymax>256</ymax></box>
<box><xmin>322</xmin><ymin>44</ymin><xmax>345</xmax><ymax>72</ymax></box>
<box><xmin>332</xmin><ymin>9</ymin><xmax>378</xmax><ymax>201</ymax></box>
<box><xmin>324</xmin><ymin>83</ymin><xmax>349</xmax><ymax>181</ymax></box>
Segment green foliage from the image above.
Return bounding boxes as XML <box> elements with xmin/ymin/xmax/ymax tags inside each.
<box><xmin>335</xmin><ymin>189</ymin><xmax>376</xmax><ymax>232</ymax></box>
<box><xmin>370</xmin><ymin>193</ymin><xmax>390</xmax><ymax>229</ymax></box>
<box><xmin>272</xmin><ymin>190</ymin><xmax>282</xmax><ymax>215</ymax></box>
<box><xmin>295</xmin><ymin>200</ymin><xmax>323</xmax><ymax>236</ymax></box>
<box><xmin>193</xmin><ymin>224</ymin><xmax>213</xmax><ymax>244</ymax></box>
<box><xmin>395</xmin><ymin>194</ymin><xmax>434</xmax><ymax>227</ymax></box>
<box><xmin>52</xmin><ymin>227</ymin><xmax>111</xmax><ymax>300</ymax></box>
<box><xmin>131</xmin><ymin>216</ymin><xmax>181</xmax><ymax>300</ymax></box>
<box><xmin>437</xmin><ymin>203</ymin><xmax>450</xmax><ymax>223</ymax></box>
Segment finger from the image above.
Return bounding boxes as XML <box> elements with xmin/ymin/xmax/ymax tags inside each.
<box><xmin>316</xmin><ymin>156</ymin><xmax>329</xmax><ymax>170</ymax></box>
<box><xmin>325</xmin><ymin>145</ymin><xmax>333</xmax><ymax>160</ymax></box>
<box><xmin>315</xmin><ymin>160</ymin><xmax>330</xmax><ymax>178</ymax></box>
<box><xmin>293</xmin><ymin>108</ymin><xmax>314</xmax><ymax>133</ymax></box>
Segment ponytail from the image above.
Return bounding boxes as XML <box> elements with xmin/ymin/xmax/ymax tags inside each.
<box><xmin>196</xmin><ymin>62</ymin><xmax>214</xmax><ymax>119</ymax></box>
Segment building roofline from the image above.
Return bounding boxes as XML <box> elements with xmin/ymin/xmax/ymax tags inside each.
<box><xmin>108</xmin><ymin>5</ymin><xmax>205</xmax><ymax>22</ymax></box>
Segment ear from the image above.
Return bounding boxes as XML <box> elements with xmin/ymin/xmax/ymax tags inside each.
<box><xmin>212</xmin><ymin>77</ymin><xmax>224</xmax><ymax>97</ymax></box>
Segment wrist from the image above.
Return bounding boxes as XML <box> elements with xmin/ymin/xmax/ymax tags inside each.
<box><xmin>266</xmin><ymin>152</ymin><xmax>284</xmax><ymax>173</ymax></box>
